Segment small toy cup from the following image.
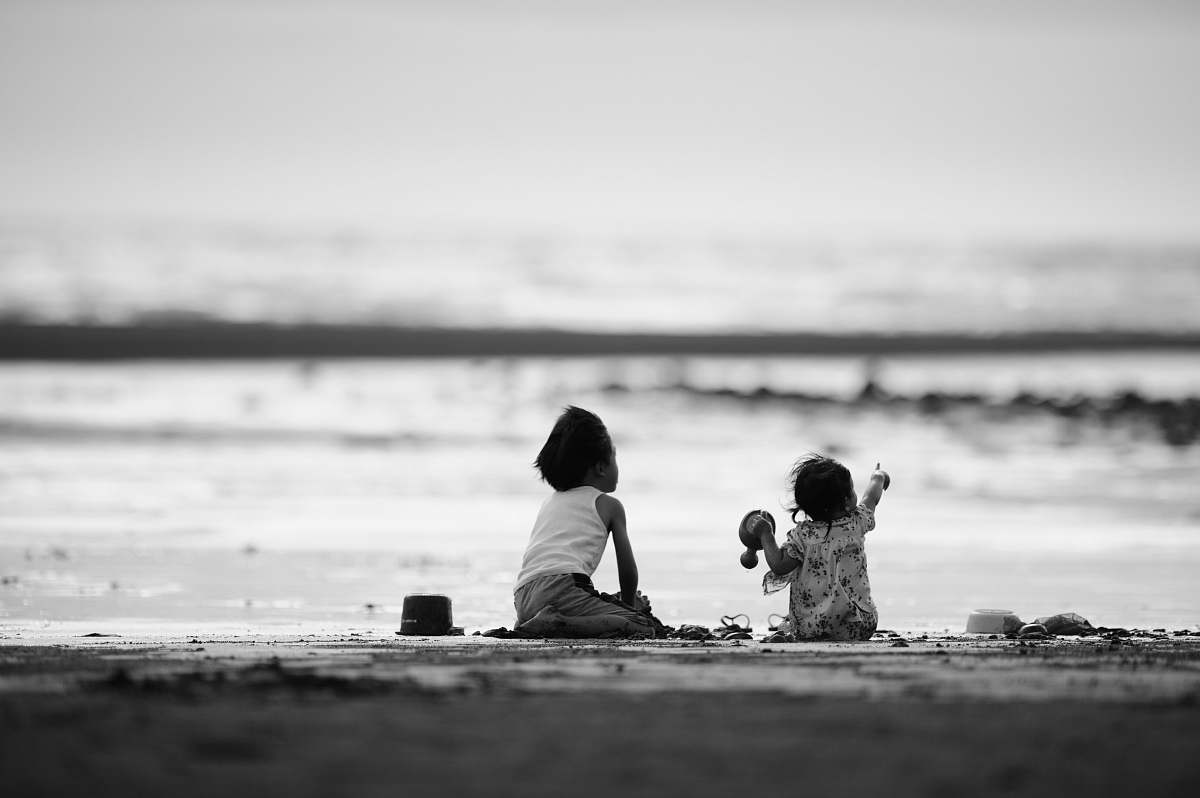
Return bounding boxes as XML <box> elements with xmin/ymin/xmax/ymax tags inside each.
<box><xmin>965</xmin><ymin>609</ymin><xmax>1022</xmax><ymax>635</ymax></box>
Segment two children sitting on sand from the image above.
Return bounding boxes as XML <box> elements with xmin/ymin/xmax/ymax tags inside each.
<box><xmin>514</xmin><ymin>406</ymin><xmax>889</xmax><ymax>641</ymax></box>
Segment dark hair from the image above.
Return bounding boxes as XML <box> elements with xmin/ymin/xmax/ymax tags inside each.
<box><xmin>788</xmin><ymin>454</ymin><xmax>853</xmax><ymax>523</ymax></box>
<box><xmin>534</xmin><ymin>406</ymin><xmax>615</xmax><ymax>491</ymax></box>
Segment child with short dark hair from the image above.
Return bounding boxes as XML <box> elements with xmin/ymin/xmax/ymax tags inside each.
<box><xmin>513</xmin><ymin>406</ymin><xmax>656</xmax><ymax>637</ymax></box>
<box><xmin>750</xmin><ymin>454</ymin><xmax>890</xmax><ymax>641</ymax></box>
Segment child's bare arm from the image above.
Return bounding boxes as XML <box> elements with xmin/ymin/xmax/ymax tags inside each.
<box><xmin>599</xmin><ymin>494</ymin><xmax>639</xmax><ymax>605</ymax></box>
<box><xmin>862</xmin><ymin>462</ymin><xmax>889</xmax><ymax>510</ymax></box>
<box><xmin>757</xmin><ymin>519</ymin><xmax>800</xmax><ymax>576</ymax></box>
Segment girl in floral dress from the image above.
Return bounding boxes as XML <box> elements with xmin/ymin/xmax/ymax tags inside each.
<box><xmin>749</xmin><ymin>455</ymin><xmax>890</xmax><ymax>641</ymax></box>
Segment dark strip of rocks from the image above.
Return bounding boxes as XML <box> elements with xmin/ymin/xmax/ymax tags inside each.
<box><xmin>612</xmin><ymin>380</ymin><xmax>1200</xmax><ymax>447</ymax></box>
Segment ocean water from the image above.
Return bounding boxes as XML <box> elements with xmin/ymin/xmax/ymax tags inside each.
<box><xmin>1</xmin><ymin>223</ymin><xmax>1198</xmax><ymax>636</ymax></box>
<box><xmin>1</xmin><ymin>355</ymin><xmax>1198</xmax><ymax>636</ymax></box>
<box><xmin>2</xmin><ymin>221</ymin><xmax>1199</xmax><ymax>334</ymax></box>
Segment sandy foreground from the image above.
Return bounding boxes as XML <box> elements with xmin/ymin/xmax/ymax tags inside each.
<box><xmin>2</xmin><ymin>632</ymin><xmax>1199</xmax><ymax>797</ymax></box>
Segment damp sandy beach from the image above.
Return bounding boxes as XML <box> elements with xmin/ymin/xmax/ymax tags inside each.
<box><xmin>4</xmin><ymin>353</ymin><xmax>1197</xmax><ymax>796</ymax></box>
<box><xmin>3</xmin><ymin>630</ymin><xmax>1199</xmax><ymax>797</ymax></box>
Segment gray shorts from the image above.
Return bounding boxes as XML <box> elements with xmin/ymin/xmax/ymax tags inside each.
<box><xmin>514</xmin><ymin>573</ymin><xmax>652</xmax><ymax>633</ymax></box>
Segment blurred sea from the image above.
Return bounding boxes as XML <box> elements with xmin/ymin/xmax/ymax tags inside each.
<box><xmin>3</xmin><ymin>220</ymin><xmax>1200</xmax><ymax>333</ymax></box>
<box><xmin>1</xmin><ymin>221</ymin><xmax>1198</xmax><ymax>636</ymax></box>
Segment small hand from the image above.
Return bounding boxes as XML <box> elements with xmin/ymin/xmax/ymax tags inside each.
<box><xmin>873</xmin><ymin>462</ymin><xmax>891</xmax><ymax>491</ymax></box>
<box><xmin>750</xmin><ymin>511</ymin><xmax>774</xmax><ymax>539</ymax></box>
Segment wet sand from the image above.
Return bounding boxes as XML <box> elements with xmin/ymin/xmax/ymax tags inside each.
<box><xmin>3</xmin><ymin>633</ymin><xmax>1198</xmax><ymax>797</ymax></box>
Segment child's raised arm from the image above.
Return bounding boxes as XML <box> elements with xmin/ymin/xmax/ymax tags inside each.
<box><xmin>862</xmin><ymin>462</ymin><xmax>890</xmax><ymax>510</ymax></box>
<box><xmin>597</xmin><ymin>494</ymin><xmax>639</xmax><ymax>606</ymax></box>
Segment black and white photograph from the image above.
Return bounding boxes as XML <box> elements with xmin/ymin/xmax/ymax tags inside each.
<box><xmin>2</xmin><ymin>1</ymin><xmax>1198</xmax><ymax>795</ymax></box>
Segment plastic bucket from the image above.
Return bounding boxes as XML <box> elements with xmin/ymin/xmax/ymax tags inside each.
<box><xmin>399</xmin><ymin>594</ymin><xmax>453</xmax><ymax>636</ymax></box>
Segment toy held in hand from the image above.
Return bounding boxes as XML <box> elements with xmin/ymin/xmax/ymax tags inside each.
<box><xmin>737</xmin><ymin>509</ymin><xmax>775</xmax><ymax>569</ymax></box>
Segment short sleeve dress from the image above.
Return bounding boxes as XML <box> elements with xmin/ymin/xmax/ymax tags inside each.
<box><xmin>762</xmin><ymin>504</ymin><xmax>878</xmax><ymax>641</ymax></box>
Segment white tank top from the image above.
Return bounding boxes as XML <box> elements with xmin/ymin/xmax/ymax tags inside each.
<box><xmin>515</xmin><ymin>486</ymin><xmax>610</xmax><ymax>589</ymax></box>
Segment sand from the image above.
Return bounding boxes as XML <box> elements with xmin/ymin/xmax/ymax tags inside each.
<box><xmin>2</xmin><ymin>632</ymin><xmax>1199</xmax><ymax>797</ymax></box>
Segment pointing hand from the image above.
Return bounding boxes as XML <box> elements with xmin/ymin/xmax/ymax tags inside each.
<box><xmin>874</xmin><ymin>462</ymin><xmax>891</xmax><ymax>491</ymax></box>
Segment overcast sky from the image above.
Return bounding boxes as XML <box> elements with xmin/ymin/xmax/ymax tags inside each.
<box><xmin>1</xmin><ymin>0</ymin><xmax>1198</xmax><ymax>241</ymax></box>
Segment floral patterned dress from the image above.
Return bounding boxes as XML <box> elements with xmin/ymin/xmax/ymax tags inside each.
<box><xmin>762</xmin><ymin>504</ymin><xmax>878</xmax><ymax>641</ymax></box>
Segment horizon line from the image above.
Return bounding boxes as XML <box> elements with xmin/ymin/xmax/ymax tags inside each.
<box><xmin>2</xmin><ymin>322</ymin><xmax>1198</xmax><ymax>360</ymax></box>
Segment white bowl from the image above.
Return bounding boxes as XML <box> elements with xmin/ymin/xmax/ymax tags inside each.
<box><xmin>965</xmin><ymin>608</ymin><xmax>1021</xmax><ymax>635</ymax></box>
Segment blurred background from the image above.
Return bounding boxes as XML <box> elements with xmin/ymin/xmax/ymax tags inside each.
<box><xmin>1</xmin><ymin>0</ymin><xmax>1198</xmax><ymax>636</ymax></box>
